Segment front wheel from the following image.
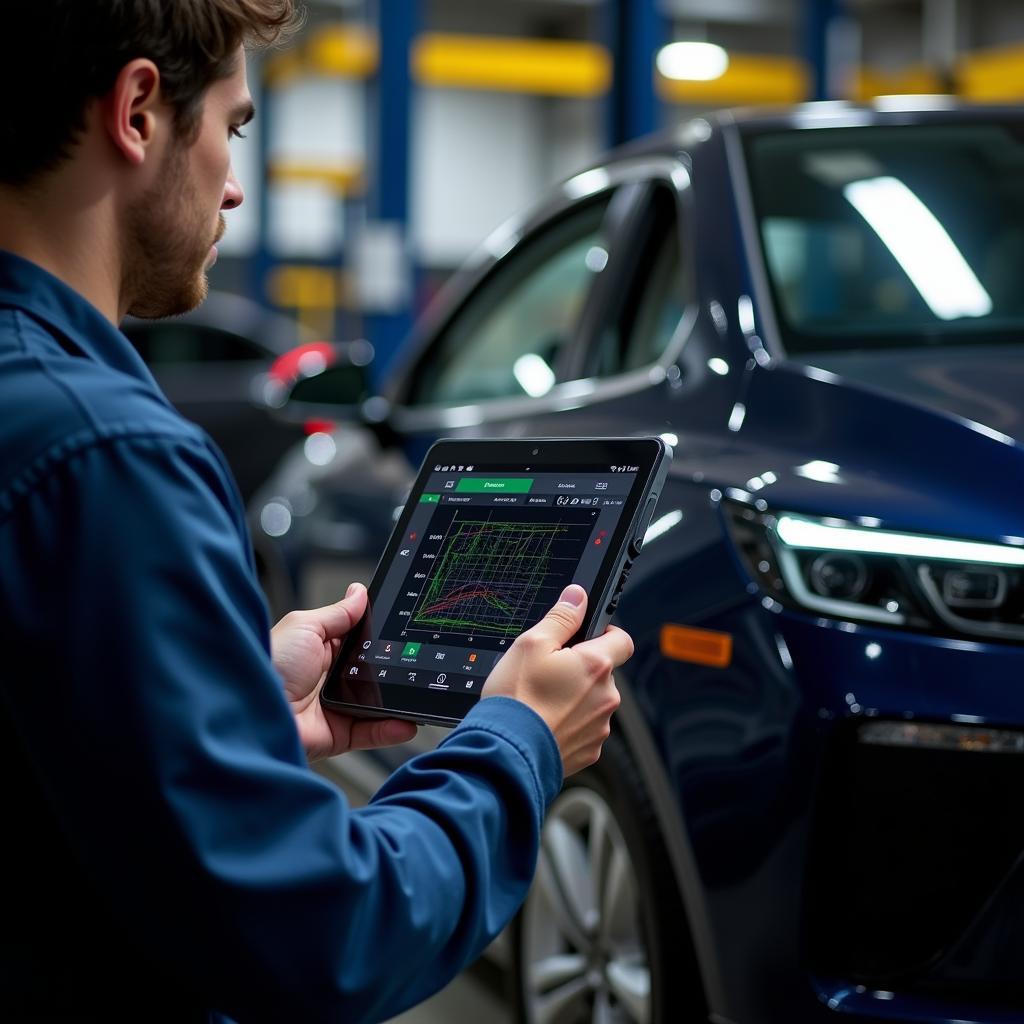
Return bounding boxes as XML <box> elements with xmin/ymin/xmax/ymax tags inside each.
<box><xmin>511</xmin><ymin>734</ymin><xmax>705</xmax><ymax>1024</ymax></box>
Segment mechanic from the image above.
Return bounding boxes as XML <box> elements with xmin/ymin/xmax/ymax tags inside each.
<box><xmin>0</xmin><ymin>2</ymin><xmax>630</xmax><ymax>1021</ymax></box>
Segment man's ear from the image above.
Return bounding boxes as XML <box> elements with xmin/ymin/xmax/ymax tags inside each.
<box><xmin>103</xmin><ymin>59</ymin><xmax>165</xmax><ymax>167</ymax></box>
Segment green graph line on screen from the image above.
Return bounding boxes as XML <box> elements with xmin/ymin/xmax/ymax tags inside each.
<box><xmin>411</xmin><ymin>519</ymin><xmax>571</xmax><ymax>636</ymax></box>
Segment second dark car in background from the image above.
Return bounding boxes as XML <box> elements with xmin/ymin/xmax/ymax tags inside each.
<box><xmin>123</xmin><ymin>290</ymin><xmax>310</xmax><ymax>502</ymax></box>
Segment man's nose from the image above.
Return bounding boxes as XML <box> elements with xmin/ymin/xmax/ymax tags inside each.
<box><xmin>222</xmin><ymin>166</ymin><xmax>244</xmax><ymax>210</ymax></box>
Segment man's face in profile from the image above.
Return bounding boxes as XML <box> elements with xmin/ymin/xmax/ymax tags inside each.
<box><xmin>124</xmin><ymin>51</ymin><xmax>251</xmax><ymax>319</ymax></box>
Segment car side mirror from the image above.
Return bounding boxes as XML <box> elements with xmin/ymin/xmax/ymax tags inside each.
<box><xmin>257</xmin><ymin>339</ymin><xmax>376</xmax><ymax>422</ymax></box>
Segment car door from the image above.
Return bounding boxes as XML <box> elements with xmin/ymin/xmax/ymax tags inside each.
<box><xmin>384</xmin><ymin>158</ymin><xmax>694</xmax><ymax>455</ymax></box>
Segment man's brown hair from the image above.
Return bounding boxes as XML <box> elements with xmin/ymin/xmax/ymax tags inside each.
<box><xmin>0</xmin><ymin>1</ymin><xmax>298</xmax><ymax>187</ymax></box>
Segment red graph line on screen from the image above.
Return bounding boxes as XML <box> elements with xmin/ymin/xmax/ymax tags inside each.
<box><xmin>410</xmin><ymin>516</ymin><xmax>583</xmax><ymax>636</ymax></box>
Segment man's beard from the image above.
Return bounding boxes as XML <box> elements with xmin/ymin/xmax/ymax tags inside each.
<box><xmin>123</xmin><ymin>147</ymin><xmax>224</xmax><ymax>319</ymax></box>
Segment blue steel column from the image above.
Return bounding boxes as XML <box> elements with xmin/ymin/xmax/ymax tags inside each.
<box><xmin>803</xmin><ymin>0</ymin><xmax>848</xmax><ymax>101</ymax></box>
<box><xmin>252</xmin><ymin>55</ymin><xmax>274</xmax><ymax>306</ymax></box>
<box><xmin>605</xmin><ymin>0</ymin><xmax>667</xmax><ymax>148</ymax></box>
<box><xmin>365</xmin><ymin>0</ymin><xmax>416</xmax><ymax>378</ymax></box>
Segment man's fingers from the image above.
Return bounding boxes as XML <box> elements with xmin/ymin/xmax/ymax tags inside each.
<box><xmin>347</xmin><ymin>717</ymin><xmax>418</xmax><ymax>750</ymax></box>
<box><xmin>526</xmin><ymin>585</ymin><xmax>587</xmax><ymax>649</ymax></box>
<box><xmin>577</xmin><ymin>624</ymin><xmax>634</xmax><ymax>669</ymax></box>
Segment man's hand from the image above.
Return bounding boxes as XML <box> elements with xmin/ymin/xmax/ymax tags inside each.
<box><xmin>481</xmin><ymin>585</ymin><xmax>631</xmax><ymax>776</ymax></box>
<box><xmin>271</xmin><ymin>583</ymin><xmax>417</xmax><ymax>761</ymax></box>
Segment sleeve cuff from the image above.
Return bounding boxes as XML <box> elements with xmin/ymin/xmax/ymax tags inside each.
<box><xmin>448</xmin><ymin>696</ymin><xmax>564</xmax><ymax>808</ymax></box>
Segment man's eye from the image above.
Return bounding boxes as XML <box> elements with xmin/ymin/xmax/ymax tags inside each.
<box><xmin>230</xmin><ymin>127</ymin><xmax>247</xmax><ymax>141</ymax></box>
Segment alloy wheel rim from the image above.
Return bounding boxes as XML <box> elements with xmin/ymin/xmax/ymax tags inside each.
<box><xmin>521</xmin><ymin>787</ymin><xmax>651</xmax><ymax>1024</ymax></box>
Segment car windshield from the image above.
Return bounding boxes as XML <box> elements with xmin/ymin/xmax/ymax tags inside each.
<box><xmin>744</xmin><ymin>120</ymin><xmax>1024</xmax><ymax>354</ymax></box>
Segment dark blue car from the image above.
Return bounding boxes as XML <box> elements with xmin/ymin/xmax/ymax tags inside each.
<box><xmin>252</xmin><ymin>101</ymin><xmax>1024</xmax><ymax>1024</ymax></box>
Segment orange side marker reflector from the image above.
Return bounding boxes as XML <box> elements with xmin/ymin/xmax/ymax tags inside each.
<box><xmin>660</xmin><ymin>624</ymin><xmax>733</xmax><ymax>668</ymax></box>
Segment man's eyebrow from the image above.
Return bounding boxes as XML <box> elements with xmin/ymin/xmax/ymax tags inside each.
<box><xmin>231</xmin><ymin>101</ymin><xmax>256</xmax><ymax>125</ymax></box>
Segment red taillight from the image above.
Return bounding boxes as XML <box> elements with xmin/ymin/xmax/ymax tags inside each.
<box><xmin>268</xmin><ymin>341</ymin><xmax>336</xmax><ymax>384</ymax></box>
<box><xmin>303</xmin><ymin>419</ymin><xmax>337</xmax><ymax>435</ymax></box>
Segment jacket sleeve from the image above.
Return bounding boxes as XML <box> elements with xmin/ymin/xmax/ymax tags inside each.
<box><xmin>0</xmin><ymin>430</ymin><xmax>562</xmax><ymax>1023</ymax></box>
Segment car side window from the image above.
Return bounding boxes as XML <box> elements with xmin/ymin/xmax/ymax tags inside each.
<box><xmin>408</xmin><ymin>194</ymin><xmax>614</xmax><ymax>406</ymax></box>
<box><xmin>127</xmin><ymin>324</ymin><xmax>266</xmax><ymax>365</ymax></box>
<box><xmin>585</xmin><ymin>183</ymin><xmax>687</xmax><ymax>378</ymax></box>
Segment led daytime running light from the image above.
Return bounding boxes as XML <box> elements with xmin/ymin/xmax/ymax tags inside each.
<box><xmin>776</xmin><ymin>515</ymin><xmax>1024</xmax><ymax>568</ymax></box>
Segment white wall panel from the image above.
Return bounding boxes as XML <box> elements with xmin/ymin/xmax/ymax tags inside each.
<box><xmin>268</xmin><ymin>77</ymin><xmax>365</xmax><ymax>167</ymax></box>
<box><xmin>411</xmin><ymin>89</ymin><xmax>545</xmax><ymax>266</ymax></box>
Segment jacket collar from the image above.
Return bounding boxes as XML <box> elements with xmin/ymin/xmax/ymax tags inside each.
<box><xmin>0</xmin><ymin>249</ymin><xmax>157</xmax><ymax>386</ymax></box>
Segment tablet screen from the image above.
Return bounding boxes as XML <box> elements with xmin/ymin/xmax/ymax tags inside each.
<box><xmin>322</xmin><ymin>438</ymin><xmax>666</xmax><ymax>723</ymax></box>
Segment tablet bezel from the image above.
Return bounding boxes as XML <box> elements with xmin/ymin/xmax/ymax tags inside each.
<box><xmin>320</xmin><ymin>436</ymin><xmax>668</xmax><ymax>726</ymax></box>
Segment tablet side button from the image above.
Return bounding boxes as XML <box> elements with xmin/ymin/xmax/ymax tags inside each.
<box><xmin>630</xmin><ymin>494</ymin><xmax>659</xmax><ymax>558</ymax></box>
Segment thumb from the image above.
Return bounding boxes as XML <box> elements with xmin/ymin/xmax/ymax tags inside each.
<box><xmin>317</xmin><ymin>582</ymin><xmax>368</xmax><ymax>641</ymax></box>
<box><xmin>529</xmin><ymin>584</ymin><xmax>587</xmax><ymax>650</ymax></box>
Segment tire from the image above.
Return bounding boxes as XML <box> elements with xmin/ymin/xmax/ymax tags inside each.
<box><xmin>511</xmin><ymin>733</ymin><xmax>706</xmax><ymax>1024</ymax></box>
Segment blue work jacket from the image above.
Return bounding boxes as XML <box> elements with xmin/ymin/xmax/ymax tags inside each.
<box><xmin>0</xmin><ymin>251</ymin><xmax>562</xmax><ymax>1022</ymax></box>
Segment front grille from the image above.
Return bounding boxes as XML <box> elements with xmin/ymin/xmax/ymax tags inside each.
<box><xmin>804</xmin><ymin>719</ymin><xmax>1024</xmax><ymax>1004</ymax></box>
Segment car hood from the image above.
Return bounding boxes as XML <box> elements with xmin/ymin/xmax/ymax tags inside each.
<box><xmin>802</xmin><ymin>345</ymin><xmax>1024</xmax><ymax>445</ymax></box>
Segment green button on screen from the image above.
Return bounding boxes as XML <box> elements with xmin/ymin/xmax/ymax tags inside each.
<box><xmin>455</xmin><ymin>478</ymin><xmax>533</xmax><ymax>494</ymax></box>
<box><xmin>420</xmin><ymin>493</ymin><xmax>440</xmax><ymax>503</ymax></box>
<box><xmin>402</xmin><ymin>642</ymin><xmax>421</xmax><ymax>657</ymax></box>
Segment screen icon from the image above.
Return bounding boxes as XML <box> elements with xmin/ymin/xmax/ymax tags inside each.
<box><xmin>466</xmin><ymin>465</ymin><xmax>474</xmax><ymax>472</ymax></box>
<box><xmin>402</xmin><ymin>642</ymin><xmax>421</xmax><ymax>658</ymax></box>
<box><xmin>437</xmin><ymin>673</ymin><xmax>447</xmax><ymax>684</ymax></box>
<box><xmin>377</xmin><ymin>668</ymin><xmax>388</xmax><ymax>678</ymax></box>
<box><xmin>468</xmin><ymin>653</ymin><xmax>477</xmax><ymax>663</ymax></box>
<box><xmin>362</xmin><ymin>640</ymin><xmax>371</xmax><ymax>649</ymax></box>
<box><xmin>434</xmin><ymin>465</ymin><xmax>441</xmax><ymax>471</ymax></box>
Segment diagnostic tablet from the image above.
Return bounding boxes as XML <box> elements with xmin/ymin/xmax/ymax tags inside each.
<box><xmin>320</xmin><ymin>437</ymin><xmax>671</xmax><ymax>727</ymax></box>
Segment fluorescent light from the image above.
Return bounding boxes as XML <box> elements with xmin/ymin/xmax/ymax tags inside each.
<box><xmin>776</xmin><ymin>515</ymin><xmax>1024</xmax><ymax>567</ymax></box>
<box><xmin>843</xmin><ymin>176</ymin><xmax>992</xmax><ymax>320</ymax></box>
<box><xmin>657</xmin><ymin>42</ymin><xmax>729</xmax><ymax>82</ymax></box>
<box><xmin>513</xmin><ymin>354</ymin><xmax>555</xmax><ymax>398</ymax></box>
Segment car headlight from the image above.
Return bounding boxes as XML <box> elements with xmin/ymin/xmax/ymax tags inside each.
<box><xmin>726</xmin><ymin>502</ymin><xmax>1024</xmax><ymax>642</ymax></box>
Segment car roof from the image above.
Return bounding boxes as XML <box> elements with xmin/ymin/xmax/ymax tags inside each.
<box><xmin>600</xmin><ymin>98</ymin><xmax>1024</xmax><ymax>164</ymax></box>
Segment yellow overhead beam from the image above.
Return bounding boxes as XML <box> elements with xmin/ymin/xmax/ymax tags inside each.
<box><xmin>852</xmin><ymin>64</ymin><xmax>946</xmax><ymax>101</ymax></box>
<box><xmin>264</xmin><ymin>25</ymin><xmax>378</xmax><ymax>86</ymax></box>
<box><xmin>657</xmin><ymin>54</ymin><xmax>808</xmax><ymax>105</ymax></box>
<box><xmin>267</xmin><ymin>161</ymin><xmax>365</xmax><ymax>196</ymax></box>
<box><xmin>264</xmin><ymin>25</ymin><xmax>1015</xmax><ymax>108</ymax></box>
<box><xmin>412</xmin><ymin>33</ymin><xmax>612</xmax><ymax>97</ymax></box>
<box><xmin>958</xmin><ymin>44</ymin><xmax>1024</xmax><ymax>100</ymax></box>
